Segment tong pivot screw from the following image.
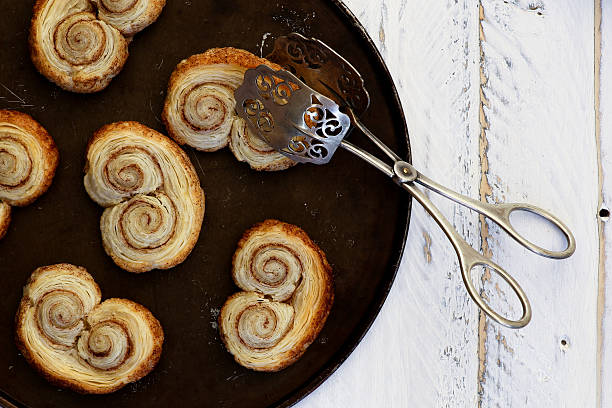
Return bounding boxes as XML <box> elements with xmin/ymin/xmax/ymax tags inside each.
<box><xmin>394</xmin><ymin>161</ymin><xmax>417</xmax><ymax>183</ymax></box>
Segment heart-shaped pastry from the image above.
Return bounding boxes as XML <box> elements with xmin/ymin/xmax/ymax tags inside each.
<box><xmin>0</xmin><ymin>110</ymin><xmax>59</xmax><ymax>240</ymax></box>
<box><xmin>92</xmin><ymin>0</ymin><xmax>166</xmax><ymax>36</ymax></box>
<box><xmin>162</xmin><ymin>47</ymin><xmax>297</xmax><ymax>171</ymax></box>
<box><xmin>29</xmin><ymin>0</ymin><xmax>165</xmax><ymax>93</ymax></box>
<box><xmin>15</xmin><ymin>263</ymin><xmax>164</xmax><ymax>394</ymax></box>
<box><xmin>219</xmin><ymin>220</ymin><xmax>334</xmax><ymax>371</ymax></box>
<box><xmin>84</xmin><ymin>121</ymin><xmax>205</xmax><ymax>272</ymax></box>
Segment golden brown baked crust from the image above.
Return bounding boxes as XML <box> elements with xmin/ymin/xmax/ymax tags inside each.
<box><xmin>0</xmin><ymin>110</ymin><xmax>59</xmax><ymax>206</ymax></box>
<box><xmin>29</xmin><ymin>0</ymin><xmax>128</xmax><ymax>93</ymax></box>
<box><xmin>93</xmin><ymin>0</ymin><xmax>166</xmax><ymax>36</ymax></box>
<box><xmin>15</xmin><ymin>263</ymin><xmax>164</xmax><ymax>394</ymax></box>
<box><xmin>162</xmin><ymin>47</ymin><xmax>296</xmax><ymax>171</ymax></box>
<box><xmin>84</xmin><ymin>121</ymin><xmax>205</xmax><ymax>272</ymax></box>
<box><xmin>29</xmin><ymin>0</ymin><xmax>165</xmax><ymax>93</ymax></box>
<box><xmin>229</xmin><ymin>117</ymin><xmax>296</xmax><ymax>172</ymax></box>
<box><xmin>0</xmin><ymin>110</ymin><xmax>59</xmax><ymax>240</ymax></box>
<box><xmin>0</xmin><ymin>201</ymin><xmax>11</xmax><ymax>240</ymax></box>
<box><xmin>219</xmin><ymin>219</ymin><xmax>334</xmax><ymax>371</ymax></box>
<box><xmin>172</xmin><ymin>47</ymin><xmax>283</xmax><ymax>71</ymax></box>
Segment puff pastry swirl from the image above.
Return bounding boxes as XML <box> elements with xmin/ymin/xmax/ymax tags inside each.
<box><xmin>0</xmin><ymin>110</ymin><xmax>59</xmax><ymax>239</ymax></box>
<box><xmin>84</xmin><ymin>121</ymin><xmax>205</xmax><ymax>272</ymax></box>
<box><xmin>15</xmin><ymin>263</ymin><xmax>164</xmax><ymax>394</ymax></box>
<box><xmin>219</xmin><ymin>220</ymin><xmax>333</xmax><ymax>371</ymax></box>
<box><xmin>93</xmin><ymin>0</ymin><xmax>166</xmax><ymax>36</ymax></box>
<box><xmin>30</xmin><ymin>0</ymin><xmax>165</xmax><ymax>93</ymax></box>
<box><xmin>162</xmin><ymin>47</ymin><xmax>296</xmax><ymax>171</ymax></box>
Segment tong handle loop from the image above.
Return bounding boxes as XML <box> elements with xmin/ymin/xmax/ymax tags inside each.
<box><xmin>413</xmin><ymin>172</ymin><xmax>576</xmax><ymax>259</ymax></box>
<box><xmin>340</xmin><ymin>111</ymin><xmax>573</xmax><ymax>329</ymax></box>
<box><xmin>483</xmin><ymin>203</ymin><xmax>576</xmax><ymax>259</ymax></box>
<box><xmin>399</xmin><ymin>181</ymin><xmax>532</xmax><ymax>328</ymax></box>
<box><xmin>460</xmin><ymin>245</ymin><xmax>532</xmax><ymax>329</ymax></box>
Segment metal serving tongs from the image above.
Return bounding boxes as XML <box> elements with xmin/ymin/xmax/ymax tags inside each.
<box><xmin>234</xmin><ymin>33</ymin><xmax>576</xmax><ymax>328</ymax></box>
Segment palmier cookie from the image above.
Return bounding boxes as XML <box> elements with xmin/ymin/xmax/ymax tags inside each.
<box><xmin>15</xmin><ymin>263</ymin><xmax>164</xmax><ymax>394</ymax></box>
<box><xmin>219</xmin><ymin>220</ymin><xmax>333</xmax><ymax>371</ymax></box>
<box><xmin>30</xmin><ymin>0</ymin><xmax>165</xmax><ymax>93</ymax></box>
<box><xmin>84</xmin><ymin>121</ymin><xmax>205</xmax><ymax>272</ymax></box>
<box><xmin>162</xmin><ymin>47</ymin><xmax>296</xmax><ymax>171</ymax></box>
<box><xmin>0</xmin><ymin>110</ymin><xmax>59</xmax><ymax>239</ymax></box>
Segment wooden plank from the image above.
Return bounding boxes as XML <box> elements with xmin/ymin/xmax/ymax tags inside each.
<box><xmin>298</xmin><ymin>0</ymin><xmax>482</xmax><ymax>406</ymax></box>
<box><xmin>300</xmin><ymin>1</ymin><xmax>601</xmax><ymax>406</ymax></box>
<box><xmin>477</xmin><ymin>1</ymin><xmax>598</xmax><ymax>407</ymax></box>
<box><xmin>598</xmin><ymin>0</ymin><xmax>612</xmax><ymax>406</ymax></box>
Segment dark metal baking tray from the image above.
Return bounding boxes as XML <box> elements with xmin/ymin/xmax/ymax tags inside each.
<box><xmin>0</xmin><ymin>1</ymin><xmax>411</xmax><ymax>406</ymax></box>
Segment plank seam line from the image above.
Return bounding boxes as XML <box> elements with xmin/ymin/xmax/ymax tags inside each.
<box><xmin>477</xmin><ymin>2</ymin><xmax>493</xmax><ymax>406</ymax></box>
<box><xmin>595</xmin><ymin>0</ymin><xmax>605</xmax><ymax>406</ymax></box>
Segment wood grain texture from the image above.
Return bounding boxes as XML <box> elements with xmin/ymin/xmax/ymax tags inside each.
<box><xmin>299</xmin><ymin>0</ymin><xmax>483</xmax><ymax>406</ymax></box>
<box><xmin>296</xmin><ymin>0</ymin><xmax>602</xmax><ymax>407</ymax></box>
<box><xmin>599</xmin><ymin>0</ymin><xmax>612</xmax><ymax>407</ymax></box>
<box><xmin>477</xmin><ymin>1</ymin><xmax>597</xmax><ymax>407</ymax></box>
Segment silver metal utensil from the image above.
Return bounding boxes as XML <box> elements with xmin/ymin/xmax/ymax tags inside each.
<box><xmin>234</xmin><ymin>34</ymin><xmax>576</xmax><ymax>329</ymax></box>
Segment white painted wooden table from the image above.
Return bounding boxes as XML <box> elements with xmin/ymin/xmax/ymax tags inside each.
<box><xmin>297</xmin><ymin>1</ymin><xmax>611</xmax><ymax>406</ymax></box>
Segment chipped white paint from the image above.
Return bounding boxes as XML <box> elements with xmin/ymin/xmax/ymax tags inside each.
<box><xmin>296</xmin><ymin>0</ymin><xmax>608</xmax><ymax>407</ymax></box>
<box><xmin>478</xmin><ymin>1</ymin><xmax>597</xmax><ymax>407</ymax></box>
<box><xmin>599</xmin><ymin>0</ymin><xmax>612</xmax><ymax>407</ymax></box>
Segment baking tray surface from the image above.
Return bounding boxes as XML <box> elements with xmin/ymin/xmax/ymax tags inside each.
<box><xmin>0</xmin><ymin>1</ymin><xmax>411</xmax><ymax>407</ymax></box>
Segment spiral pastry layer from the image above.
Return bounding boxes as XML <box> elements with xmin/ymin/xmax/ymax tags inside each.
<box><xmin>15</xmin><ymin>263</ymin><xmax>164</xmax><ymax>394</ymax></box>
<box><xmin>30</xmin><ymin>0</ymin><xmax>164</xmax><ymax>93</ymax></box>
<box><xmin>162</xmin><ymin>47</ymin><xmax>297</xmax><ymax>171</ymax></box>
<box><xmin>0</xmin><ymin>110</ymin><xmax>59</xmax><ymax>239</ymax></box>
<box><xmin>229</xmin><ymin>117</ymin><xmax>296</xmax><ymax>172</ymax></box>
<box><xmin>84</xmin><ymin>121</ymin><xmax>205</xmax><ymax>272</ymax></box>
<box><xmin>93</xmin><ymin>0</ymin><xmax>165</xmax><ymax>36</ymax></box>
<box><xmin>220</xmin><ymin>220</ymin><xmax>333</xmax><ymax>371</ymax></box>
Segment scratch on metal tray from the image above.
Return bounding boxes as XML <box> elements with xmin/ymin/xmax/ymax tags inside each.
<box><xmin>0</xmin><ymin>82</ymin><xmax>33</xmax><ymax>108</ymax></box>
<box><xmin>192</xmin><ymin>279</ymin><xmax>205</xmax><ymax>296</ymax></box>
<box><xmin>259</xmin><ymin>32</ymin><xmax>272</xmax><ymax>57</ymax></box>
<box><xmin>0</xmin><ymin>83</ymin><xmax>25</xmax><ymax>104</ymax></box>
<box><xmin>149</xmin><ymin>98</ymin><xmax>161</xmax><ymax>123</ymax></box>
<box><xmin>189</xmin><ymin>151</ymin><xmax>205</xmax><ymax>176</ymax></box>
<box><xmin>226</xmin><ymin>372</ymin><xmax>247</xmax><ymax>382</ymax></box>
